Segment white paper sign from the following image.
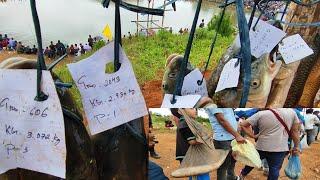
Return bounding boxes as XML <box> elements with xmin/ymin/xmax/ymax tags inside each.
<box><xmin>181</xmin><ymin>68</ymin><xmax>208</xmax><ymax>97</ymax></box>
<box><xmin>216</xmin><ymin>58</ymin><xmax>240</xmax><ymax>93</ymax></box>
<box><xmin>68</xmin><ymin>42</ymin><xmax>148</xmax><ymax>135</ymax></box>
<box><xmin>236</xmin><ymin>17</ymin><xmax>286</xmax><ymax>58</ymax></box>
<box><xmin>161</xmin><ymin>94</ymin><xmax>201</xmax><ymax>108</ymax></box>
<box><xmin>0</xmin><ymin>69</ymin><xmax>66</xmax><ymax>178</ymax></box>
<box><xmin>279</xmin><ymin>34</ymin><xmax>314</xmax><ymax>64</ymax></box>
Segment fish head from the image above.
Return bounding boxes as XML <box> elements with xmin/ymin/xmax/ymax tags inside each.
<box><xmin>162</xmin><ymin>54</ymin><xmax>194</xmax><ymax>94</ymax></box>
<box><xmin>209</xmin><ymin>46</ymin><xmax>282</xmax><ymax>107</ymax></box>
<box><xmin>245</xmin><ymin>53</ymin><xmax>282</xmax><ymax>107</ymax></box>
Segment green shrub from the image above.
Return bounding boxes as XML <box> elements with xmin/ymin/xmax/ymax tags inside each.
<box><xmin>207</xmin><ymin>11</ymin><xmax>235</xmax><ymax>37</ymax></box>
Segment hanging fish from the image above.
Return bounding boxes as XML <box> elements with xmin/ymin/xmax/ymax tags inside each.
<box><xmin>162</xmin><ymin>54</ymin><xmax>194</xmax><ymax>95</ymax></box>
<box><xmin>0</xmin><ymin>57</ymin><xmax>98</xmax><ymax>180</ymax></box>
<box><xmin>207</xmin><ymin>41</ymin><xmax>282</xmax><ymax>108</ymax></box>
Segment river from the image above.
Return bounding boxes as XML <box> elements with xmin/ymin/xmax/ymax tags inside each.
<box><xmin>0</xmin><ymin>0</ymin><xmax>221</xmax><ymax>46</ymax></box>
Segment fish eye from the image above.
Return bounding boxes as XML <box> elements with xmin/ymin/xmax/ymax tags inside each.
<box><xmin>251</xmin><ymin>79</ymin><xmax>260</xmax><ymax>89</ymax></box>
<box><xmin>168</xmin><ymin>72</ymin><xmax>177</xmax><ymax>79</ymax></box>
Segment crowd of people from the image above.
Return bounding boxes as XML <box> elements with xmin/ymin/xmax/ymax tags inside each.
<box><xmin>149</xmin><ymin>108</ymin><xmax>320</xmax><ymax>180</ymax></box>
<box><xmin>0</xmin><ymin>34</ymin><xmax>100</xmax><ymax>59</ymax></box>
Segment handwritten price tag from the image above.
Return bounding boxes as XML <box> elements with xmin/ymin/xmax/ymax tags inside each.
<box><xmin>236</xmin><ymin>17</ymin><xmax>286</xmax><ymax>58</ymax></box>
<box><xmin>181</xmin><ymin>68</ymin><xmax>208</xmax><ymax>97</ymax></box>
<box><xmin>0</xmin><ymin>69</ymin><xmax>66</xmax><ymax>178</ymax></box>
<box><xmin>279</xmin><ymin>34</ymin><xmax>314</xmax><ymax>64</ymax></box>
<box><xmin>216</xmin><ymin>58</ymin><xmax>240</xmax><ymax>93</ymax></box>
<box><xmin>161</xmin><ymin>94</ymin><xmax>201</xmax><ymax>108</ymax></box>
<box><xmin>68</xmin><ymin>42</ymin><xmax>148</xmax><ymax>135</ymax></box>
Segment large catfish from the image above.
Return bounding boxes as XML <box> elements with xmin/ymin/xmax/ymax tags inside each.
<box><xmin>162</xmin><ymin>42</ymin><xmax>282</xmax><ymax>108</ymax></box>
<box><xmin>161</xmin><ymin>54</ymin><xmax>216</xmax><ymax>108</ymax></box>
<box><xmin>207</xmin><ymin>41</ymin><xmax>282</xmax><ymax>108</ymax></box>
<box><xmin>0</xmin><ymin>57</ymin><xmax>98</xmax><ymax>180</ymax></box>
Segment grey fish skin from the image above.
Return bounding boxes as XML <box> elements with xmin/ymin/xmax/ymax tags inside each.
<box><xmin>162</xmin><ymin>54</ymin><xmax>194</xmax><ymax>95</ymax></box>
<box><xmin>0</xmin><ymin>57</ymin><xmax>98</xmax><ymax>180</ymax></box>
<box><xmin>207</xmin><ymin>41</ymin><xmax>282</xmax><ymax>108</ymax></box>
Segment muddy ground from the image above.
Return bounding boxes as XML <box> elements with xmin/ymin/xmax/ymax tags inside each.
<box><xmin>151</xmin><ymin>129</ymin><xmax>320</xmax><ymax>180</ymax></box>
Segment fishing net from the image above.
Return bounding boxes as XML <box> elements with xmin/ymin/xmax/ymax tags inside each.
<box><xmin>171</xmin><ymin>109</ymin><xmax>229</xmax><ymax>178</ymax></box>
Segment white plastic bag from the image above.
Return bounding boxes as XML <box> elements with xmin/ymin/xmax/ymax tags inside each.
<box><xmin>231</xmin><ymin>140</ymin><xmax>262</xmax><ymax>168</ymax></box>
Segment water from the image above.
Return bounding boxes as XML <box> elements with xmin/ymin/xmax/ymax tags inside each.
<box><xmin>0</xmin><ymin>0</ymin><xmax>220</xmax><ymax>46</ymax></box>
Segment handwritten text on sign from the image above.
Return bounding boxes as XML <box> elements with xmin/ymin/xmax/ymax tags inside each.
<box><xmin>236</xmin><ymin>17</ymin><xmax>286</xmax><ymax>58</ymax></box>
<box><xmin>216</xmin><ymin>58</ymin><xmax>240</xmax><ymax>93</ymax></box>
<box><xmin>0</xmin><ymin>69</ymin><xmax>66</xmax><ymax>178</ymax></box>
<box><xmin>181</xmin><ymin>68</ymin><xmax>208</xmax><ymax>97</ymax></box>
<box><xmin>279</xmin><ymin>34</ymin><xmax>314</xmax><ymax>64</ymax></box>
<box><xmin>68</xmin><ymin>42</ymin><xmax>148</xmax><ymax>135</ymax></box>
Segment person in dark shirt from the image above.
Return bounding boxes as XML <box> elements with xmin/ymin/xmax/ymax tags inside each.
<box><xmin>56</xmin><ymin>40</ymin><xmax>65</xmax><ymax>56</ymax></box>
<box><xmin>88</xmin><ymin>35</ymin><xmax>94</xmax><ymax>47</ymax></box>
<box><xmin>199</xmin><ymin>19</ymin><xmax>205</xmax><ymax>28</ymax></box>
<box><xmin>149</xmin><ymin>113</ymin><xmax>161</xmax><ymax>159</ymax></box>
<box><xmin>31</xmin><ymin>45</ymin><xmax>38</xmax><ymax>54</ymax></box>
<box><xmin>171</xmin><ymin>108</ymin><xmax>210</xmax><ymax>180</ymax></box>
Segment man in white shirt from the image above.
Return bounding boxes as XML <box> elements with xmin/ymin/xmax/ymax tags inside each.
<box><xmin>305</xmin><ymin>108</ymin><xmax>320</xmax><ymax>145</ymax></box>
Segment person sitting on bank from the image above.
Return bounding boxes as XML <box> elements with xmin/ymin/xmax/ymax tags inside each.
<box><xmin>199</xmin><ymin>19</ymin><xmax>205</xmax><ymax>28</ymax></box>
<box><xmin>31</xmin><ymin>45</ymin><xmax>37</xmax><ymax>54</ymax></box>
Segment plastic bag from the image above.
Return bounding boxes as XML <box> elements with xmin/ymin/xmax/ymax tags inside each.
<box><xmin>231</xmin><ymin>140</ymin><xmax>262</xmax><ymax>168</ymax></box>
<box><xmin>300</xmin><ymin>135</ymin><xmax>309</xmax><ymax>149</ymax></box>
<box><xmin>285</xmin><ymin>155</ymin><xmax>302</xmax><ymax>179</ymax></box>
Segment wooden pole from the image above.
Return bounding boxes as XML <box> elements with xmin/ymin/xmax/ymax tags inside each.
<box><xmin>147</xmin><ymin>0</ymin><xmax>150</xmax><ymax>36</ymax></box>
<box><xmin>161</xmin><ymin>0</ymin><xmax>166</xmax><ymax>27</ymax></box>
<box><xmin>136</xmin><ymin>0</ymin><xmax>139</xmax><ymax>36</ymax></box>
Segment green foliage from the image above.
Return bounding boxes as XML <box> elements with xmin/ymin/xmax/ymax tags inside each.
<box><xmin>207</xmin><ymin>11</ymin><xmax>235</xmax><ymax>37</ymax></box>
<box><xmin>93</xmin><ymin>40</ymin><xmax>106</xmax><ymax>51</ymax></box>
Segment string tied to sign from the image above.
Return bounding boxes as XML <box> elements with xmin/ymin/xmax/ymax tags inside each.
<box><xmin>102</xmin><ymin>0</ymin><xmax>164</xmax><ymax>144</ymax></box>
<box><xmin>198</xmin><ymin>0</ymin><xmax>229</xmax><ymax>86</ymax></box>
<box><xmin>30</xmin><ymin>0</ymin><xmax>48</xmax><ymax>101</ymax></box>
<box><xmin>235</xmin><ymin>0</ymin><xmax>252</xmax><ymax>107</ymax></box>
<box><xmin>171</xmin><ymin>0</ymin><xmax>203</xmax><ymax>104</ymax></box>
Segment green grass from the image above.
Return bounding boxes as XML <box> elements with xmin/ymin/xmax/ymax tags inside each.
<box><xmin>53</xmin><ymin>28</ymin><xmax>235</xmax><ymax>111</ymax></box>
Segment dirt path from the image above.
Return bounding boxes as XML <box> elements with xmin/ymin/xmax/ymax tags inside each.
<box><xmin>151</xmin><ymin>130</ymin><xmax>320</xmax><ymax>180</ymax></box>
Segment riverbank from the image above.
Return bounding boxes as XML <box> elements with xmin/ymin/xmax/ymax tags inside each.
<box><xmin>0</xmin><ymin>28</ymin><xmax>234</xmax><ymax>109</ymax></box>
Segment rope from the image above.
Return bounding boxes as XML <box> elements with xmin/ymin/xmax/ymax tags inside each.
<box><xmin>280</xmin><ymin>0</ymin><xmax>290</xmax><ymax>21</ymax></box>
<box><xmin>199</xmin><ymin>0</ymin><xmax>228</xmax><ymax>85</ymax></box>
<box><xmin>102</xmin><ymin>0</ymin><xmax>156</xmax><ymax>146</ymax></box>
<box><xmin>30</xmin><ymin>0</ymin><xmax>48</xmax><ymax>101</ymax></box>
<box><xmin>253</xmin><ymin>0</ymin><xmax>271</xmax><ymax>30</ymax></box>
<box><xmin>114</xmin><ymin>0</ymin><xmax>121</xmax><ymax>71</ymax></box>
<box><xmin>248</xmin><ymin>0</ymin><xmax>258</xmax><ymax>29</ymax></box>
<box><xmin>235</xmin><ymin>0</ymin><xmax>252</xmax><ymax>107</ymax></box>
<box><xmin>171</xmin><ymin>0</ymin><xmax>203</xmax><ymax>104</ymax></box>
